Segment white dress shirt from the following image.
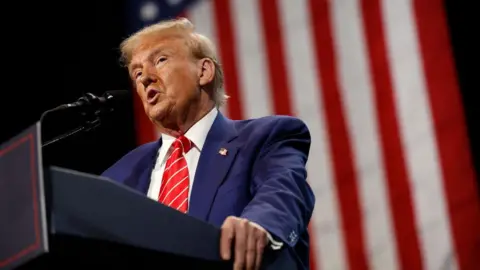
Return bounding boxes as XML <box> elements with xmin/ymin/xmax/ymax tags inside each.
<box><xmin>147</xmin><ymin>107</ymin><xmax>283</xmax><ymax>250</ymax></box>
<box><xmin>147</xmin><ymin>107</ymin><xmax>218</xmax><ymax>201</ymax></box>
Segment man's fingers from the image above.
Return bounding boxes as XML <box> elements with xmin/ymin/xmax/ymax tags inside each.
<box><xmin>220</xmin><ymin>217</ymin><xmax>235</xmax><ymax>260</ymax></box>
<box><xmin>221</xmin><ymin>217</ymin><xmax>269</xmax><ymax>270</ymax></box>
<box><xmin>255</xmin><ymin>229</ymin><xmax>267</xmax><ymax>270</ymax></box>
<box><xmin>233</xmin><ymin>218</ymin><xmax>248</xmax><ymax>270</ymax></box>
<box><xmin>245</xmin><ymin>224</ymin><xmax>257</xmax><ymax>269</ymax></box>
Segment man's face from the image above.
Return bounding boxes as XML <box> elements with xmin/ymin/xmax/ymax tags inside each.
<box><xmin>128</xmin><ymin>33</ymin><xmax>200</xmax><ymax>130</ymax></box>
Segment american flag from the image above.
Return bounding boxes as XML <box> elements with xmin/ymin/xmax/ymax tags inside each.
<box><xmin>126</xmin><ymin>0</ymin><xmax>480</xmax><ymax>269</ymax></box>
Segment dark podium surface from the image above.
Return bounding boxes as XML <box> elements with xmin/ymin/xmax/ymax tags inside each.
<box><xmin>0</xmin><ymin>123</ymin><xmax>232</xmax><ymax>269</ymax></box>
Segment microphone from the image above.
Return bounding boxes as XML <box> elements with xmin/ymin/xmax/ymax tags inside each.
<box><xmin>58</xmin><ymin>90</ymin><xmax>129</xmax><ymax>112</ymax></box>
<box><xmin>41</xmin><ymin>90</ymin><xmax>129</xmax><ymax>121</ymax></box>
<box><xmin>40</xmin><ymin>90</ymin><xmax>130</xmax><ymax>147</ymax></box>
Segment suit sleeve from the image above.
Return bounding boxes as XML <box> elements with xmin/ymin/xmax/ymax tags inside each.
<box><xmin>240</xmin><ymin>117</ymin><xmax>315</xmax><ymax>248</ymax></box>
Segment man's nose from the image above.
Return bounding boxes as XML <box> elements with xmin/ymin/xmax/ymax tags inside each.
<box><xmin>140</xmin><ymin>66</ymin><xmax>158</xmax><ymax>87</ymax></box>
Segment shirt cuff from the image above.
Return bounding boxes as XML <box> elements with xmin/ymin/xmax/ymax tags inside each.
<box><xmin>250</xmin><ymin>222</ymin><xmax>283</xmax><ymax>250</ymax></box>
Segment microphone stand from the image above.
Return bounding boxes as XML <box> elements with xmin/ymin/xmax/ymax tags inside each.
<box><xmin>40</xmin><ymin>93</ymin><xmax>109</xmax><ymax>148</ymax></box>
<box><xmin>41</xmin><ymin>119</ymin><xmax>100</xmax><ymax>148</ymax></box>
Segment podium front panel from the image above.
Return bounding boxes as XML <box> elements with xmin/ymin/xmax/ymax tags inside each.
<box><xmin>48</xmin><ymin>166</ymin><xmax>225</xmax><ymax>262</ymax></box>
<box><xmin>0</xmin><ymin>123</ymin><xmax>48</xmax><ymax>270</ymax></box>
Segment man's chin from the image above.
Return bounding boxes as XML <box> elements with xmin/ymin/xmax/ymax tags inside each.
<box><xmin>148</xmin><ymin>102</ymin><xmax>170</xmax><ymax>121</ymax></box>
<box><xmin>149</xmin><ymin>110</ymin><xmax>168</xmax><ymax>124</ymax></box>
<box><xmin>149</xmin><ymin>106</ymin><xmax>176</xmax><ymax>127</ymax></box>
<box><xmin>151</xmin><ymin>117</ymin><xmax>182</xmax><ymax>137</ymax></box>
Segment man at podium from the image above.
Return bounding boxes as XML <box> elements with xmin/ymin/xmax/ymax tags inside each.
<box><xmin>101</xmin><ymin>17</ymin><xmax>315</xmax><ymax>270</ymax></box>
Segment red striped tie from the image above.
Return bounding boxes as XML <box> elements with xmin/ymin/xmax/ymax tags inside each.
<box><xmin>157</xmin><ymin>135</ymin><xmax>192</xmax><ymax>213</ymax></box>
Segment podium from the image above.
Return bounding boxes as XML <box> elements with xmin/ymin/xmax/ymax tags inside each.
<box><xmin>0</xmin><ymin>123</ymin><xmax>232</xmax><ymax>269</ymax></box>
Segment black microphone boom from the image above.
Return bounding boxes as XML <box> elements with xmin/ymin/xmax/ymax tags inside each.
<box><xmin>40</xmin><ymin>90</ymin><xmax>129</xmax><ymax>147</ymax></box>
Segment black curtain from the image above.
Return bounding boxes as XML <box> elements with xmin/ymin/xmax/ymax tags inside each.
<box><xmin>0</xmin><ymin>0</ymin><xmax>136</xmax><ymax>175</ymax></box>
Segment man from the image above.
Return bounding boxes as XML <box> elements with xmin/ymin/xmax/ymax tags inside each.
<box><xmin>101</xmin><ymin>17</ymin><xmax>315</xmax><ymax>270</ymax></box>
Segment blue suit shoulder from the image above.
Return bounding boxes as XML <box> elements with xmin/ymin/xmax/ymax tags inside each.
<box><xmin>232</xmin><ymin>115</ymin><xmax>311</xmax><ymax>151</ymax></box>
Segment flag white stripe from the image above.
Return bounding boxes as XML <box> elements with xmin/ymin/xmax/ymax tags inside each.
<box><xmin>278</xmin><ymin>0</ymin><xmax>346</xmax><ymax>269</ymax></box>
<box><xmin>330</xmin><ymin>0</ymin><xmax>399</xmax><ymax>269</ymax></box>
<box><xmin>231</xmin><ymin>0</ymin><xmax>273</xmax><ymax>118</ymax></box>
<box><xmin>186</xmin><ymin>1</ymin><xmax>217</xmax><ymax>45</ymax></box>
<box><xmin>187</xmin><ymin>0</ymin><xmax>229</xmax><ymax>116</ymax></box>
<box><xmin>382</xmin><ymin>0</ymin><xmax>456</xmax><ymax>269</ymax></box>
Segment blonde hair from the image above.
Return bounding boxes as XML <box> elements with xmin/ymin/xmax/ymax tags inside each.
<box><xmin>119</xmin><ymin>17</ymin><xmax>228</xmax><ymax>107</ymax></box>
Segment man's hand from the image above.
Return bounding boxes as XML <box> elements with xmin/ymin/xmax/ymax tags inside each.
<box><xmin>220</xmin><ymin>216</ymin><xmax>268</xmax><ymax>270</ymax></box>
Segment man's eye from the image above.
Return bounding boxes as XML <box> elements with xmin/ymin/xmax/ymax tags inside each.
<box><xmin>134</xmin><ymin>71</ymin><xmax>142</xmax><ymax>79</ymax></box>
<box><xmin>157</xmin><ymin>56</ymin><xmax>167</xmax><ymax>64</ymax></box>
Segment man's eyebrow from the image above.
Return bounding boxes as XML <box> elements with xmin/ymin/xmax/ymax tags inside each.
<box><xmin>149</xmin><ymin>46</ymin><xmax>167</xmax><ymax>57</ymax></box>
<box><xmin>129</xmin><ymin>46</ymin><xmax>174</xmax><ymax>71</ymax></box>
<box><xmin>129</xmin><ymin>62</ymin><xmax>141</xmax><ymax>72</ymax></box>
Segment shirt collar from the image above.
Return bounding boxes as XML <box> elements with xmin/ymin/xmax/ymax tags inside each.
<box><xmin>160</xmin><ymin>107</ymin><xmax>218</xmax><ymax>152</ymax></box>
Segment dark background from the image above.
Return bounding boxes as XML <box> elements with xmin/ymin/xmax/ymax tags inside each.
<box><xmin>0</xmin><ymin>1</ymin><xmax>477</xmax><ymax>183</ymax></box>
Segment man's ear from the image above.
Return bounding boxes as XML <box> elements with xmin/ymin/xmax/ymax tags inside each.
<box><xmin>197</xmin><ymin>58</ymin><xmax>215</xmax><ymax>87</ymax></box>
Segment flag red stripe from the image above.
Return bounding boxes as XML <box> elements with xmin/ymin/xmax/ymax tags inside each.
<box><xmin>212</xmin><ymin>0</ymin><xmax>244</xmax><ymax>120</ymax></box>
<box><xmin>360</xmin><ymin>1</ymin><xmax>424</xmax><ymax>269</ymax></box>
<box><xmin>308</xmin><ymin>0</ymin><xmax>368</xmax><ymax>269</ymax></box>
<box><xmin>133</xmin><ymin>88</ymin><xmax>157</xmax><ymax>144</ymax></box>
<box><xmin>177</xmin><ymin>11</ymin><xmax>187</xmax><ymax>18</ymax></box>
<box><xmin>308</xmin><ymin>224</ymin><xmax>320</xmax><ymax>270</ymax></box>
<box><xmin>258</xmin><ymin>0</ymin><xmax>292</xmax><ymax>115</ymax></box>
<box><xmin>413</xmin><ymin>1</ymin><xmax>480</xmax><ymax>269</ymax></box>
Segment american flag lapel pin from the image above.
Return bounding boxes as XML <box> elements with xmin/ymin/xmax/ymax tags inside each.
<box><xmin>219</xmin><ymin>148</ymin><xmax>228</xmax><ymax>156</ymax></box>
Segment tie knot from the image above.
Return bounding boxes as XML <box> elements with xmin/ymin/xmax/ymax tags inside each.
<box><xmin>172</xmin><ymin>135</ymin><xmax>193</xmax><ymax>153</ymax></box>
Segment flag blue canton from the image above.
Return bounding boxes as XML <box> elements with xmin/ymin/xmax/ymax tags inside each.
<box><xmin>125</xmin><ymin>0</ymin><xmax>200</xmax><ymax>33</ymax></box>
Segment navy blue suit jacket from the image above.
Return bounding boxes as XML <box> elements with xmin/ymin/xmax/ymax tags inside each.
<box><xmin>101</xmin><ymin>112</ymin><xmax>315</xmax><ymax>269</ymax></box>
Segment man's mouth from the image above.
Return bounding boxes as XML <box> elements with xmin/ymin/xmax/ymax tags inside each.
<box><xmin>146</xmin><ymin>89</ymin><xmax>160</xmax><ymax>104</ymax></box>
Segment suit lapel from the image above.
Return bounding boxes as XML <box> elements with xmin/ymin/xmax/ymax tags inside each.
<box><xmin>188</xmin><ymin>113</ymin><xmax>238</xmax><ymax>221</ymax></box>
